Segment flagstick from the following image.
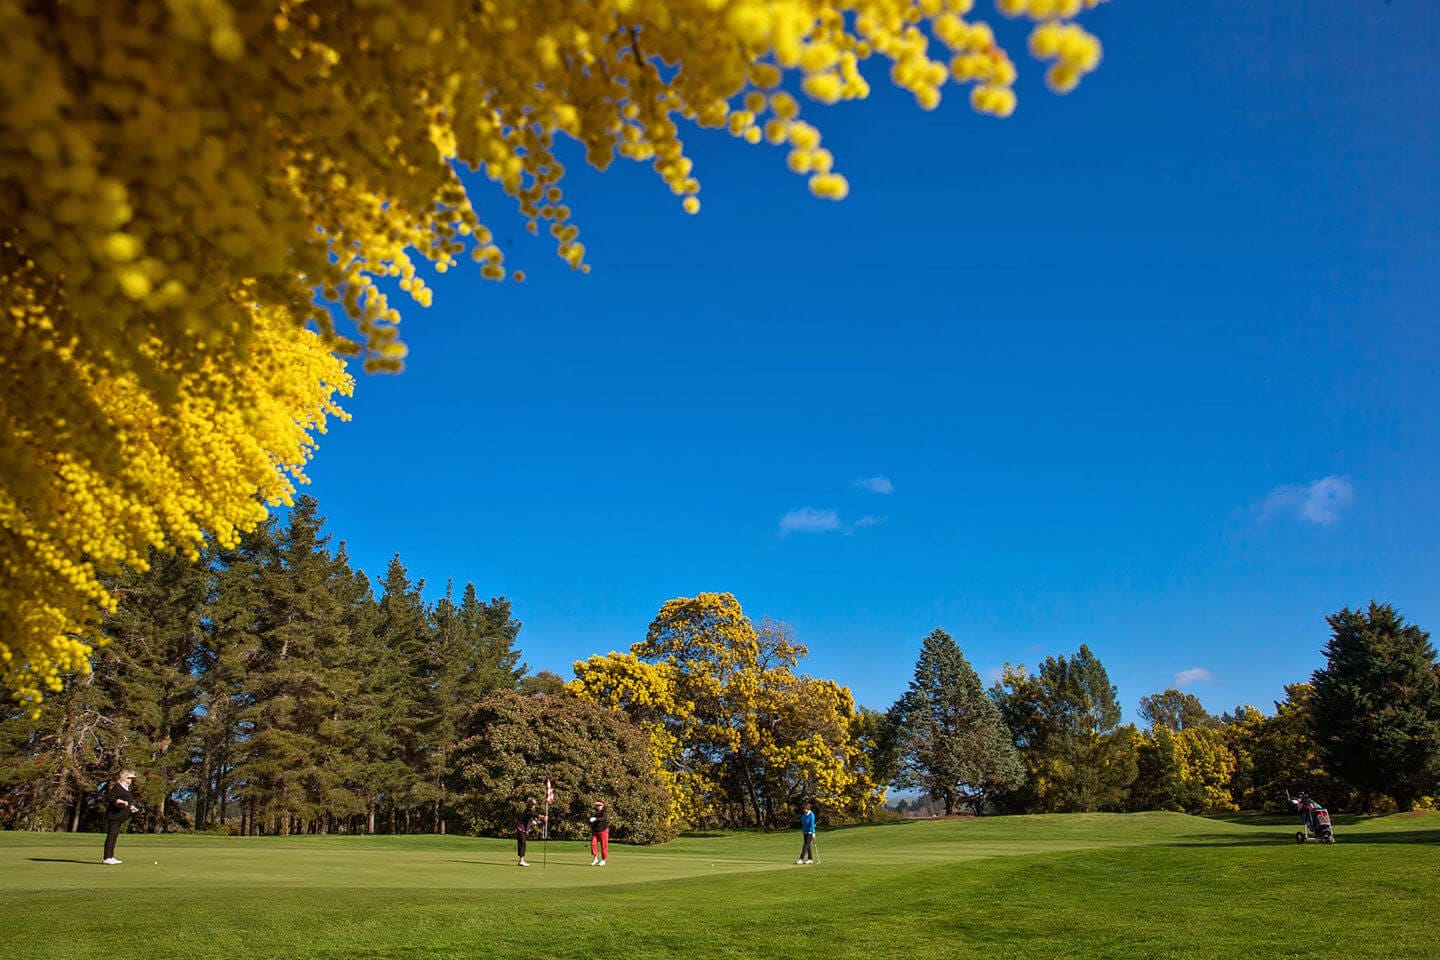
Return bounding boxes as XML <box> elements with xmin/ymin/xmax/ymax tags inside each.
<box><xmin>542</xmin><ymin>785</ymin><xmax>549</xmax><ymax>869</ymax></box>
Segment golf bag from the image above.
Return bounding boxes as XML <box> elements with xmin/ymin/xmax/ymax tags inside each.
<box><xmin>1287</xmin><ymin>792</ymin><xmax>1335</xmax><ymax>844</ymax></box>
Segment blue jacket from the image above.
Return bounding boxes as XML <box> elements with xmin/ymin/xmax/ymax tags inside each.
<box><xmin>800</xmin><ymin>810</ymin><xmax>816</xmax><ymax>835</ymax></box>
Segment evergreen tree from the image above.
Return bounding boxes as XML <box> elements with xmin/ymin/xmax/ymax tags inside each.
<box><xmin>1311</xmin><ymin>602</ymin><xmax>1440</xmax><ymax>811</ymax></box>
<box><xmin>428</xmin><ymin>583</ymin><xmax>525</xmax><ymax>832</ymax></box>
<box><xmin>227</xmin><ymin>506</ymin><xmax>327</xmax><ymax>834</ymax></box>
<box><xmin>1138</xmin><ymin>689</ymin><xmax>1216</xmax><ymax>732</ymax></box>
<box><xmin>1</xmin><ymin>490</ymin><xmax>535</xmax><ymax>837</ymax></box>
<box><xmin>458</xmin><ymin>586</ymin><xmax>526</xmax><ymax>696</ymax></box>
<box><xmin>518</xmin><ymin>671</ymin><xmax>569</xmax><ymax>697</ymax></box>
<box><xmin>888</xmin><ymin>629</ymin><xmax>1021</xmax><ymax>815</ymax></box>
<box><xmin>0</xmin><ymin>665</ymin><xmax>112</xmax><ymax>830</ymax></box>
<box><xmin>193</xmin><ymin>522</ymin><xmax>273</xmax><ymax>832</ymax></box>
<box><xmin>373</xmin><ymin>555</ymin><xmax>433</xmax><ymax>831</ymax></box>
<box><xmin>991</xmin><ymin>644</ymin><xmax>1138</xmax><ymax>813</ymax></box>
<box><xmin>94</xmin><ymin>545</ymin><xmax>215</xmax><ymax>830</ymax></box>
<box><xmin>330</xmin><ymin>559</ymin><xmax>399</xmax><ymax>835</ymax></box>
<box><xmin>1235</xmin><ymin>684</ymin><xmax>1354</xmax><ymax>813</ymax></box>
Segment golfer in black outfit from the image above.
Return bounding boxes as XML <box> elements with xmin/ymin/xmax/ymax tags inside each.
<box><xmin>516</xmin><ymin>800</ymin><xmax>543</xmax><ymax>867</ymax></box>
<box><xmin>102</xmin><ymin>770</ymin><xmax>137</xmax><ymax>864</ymax></box>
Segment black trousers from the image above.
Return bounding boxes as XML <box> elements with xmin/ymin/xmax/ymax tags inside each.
<box><xmin>104</xmin><ymin>818</ymin><xmax>126</xmax><ymax>859</ymax></box>
<box><xmin>799</xmin><ymin>833</ymin><xmax>814</xmax><ymax>861</ymax></box>
<box><xmin>517</xmin><ymin>833</ymin><xmax>528</xmax><ymax>859</ymax></box>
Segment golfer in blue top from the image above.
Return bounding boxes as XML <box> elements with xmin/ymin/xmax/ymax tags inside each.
<box><xmin>796</xmin><ymin>802</ymin><xmax>816</xmax><ymax>864</ymax></box>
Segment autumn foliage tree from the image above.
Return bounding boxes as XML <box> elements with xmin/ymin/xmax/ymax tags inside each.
<box><xmin>2</xmin><ymin>1</ymin><xmax>1109</xmax><ymax>709</ymax></box>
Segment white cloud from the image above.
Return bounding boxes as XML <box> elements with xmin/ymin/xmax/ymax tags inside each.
<box><xmin>1173</xmin><ymin>667</ymin><xmax>1215</xmax><ymax>688</ymax></box>
<box><xmin>982</xmin><ymin>666</ymin><xmax>1006</xmax><ymax>686</ymax></box>
<box><xmin>779</xmin><ymin>507</ymin><xmax>842</xmax><ymax>535</ymax></box>
<box><xmin>857</xmin><ymin>476</ymin><xmax>894</xmax><ymax>494</ymax></box>
<box><xmin>853</xmin><ymin>515</ymin><xmax>886</xmax><ymax>528</ymax></box>
<box><xmin>1258</xmin><ymin>475</ymin><xmax>1354</xmax><ymax>525</ymax></box>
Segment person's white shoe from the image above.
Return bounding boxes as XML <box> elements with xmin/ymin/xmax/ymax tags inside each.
<box><xmin>795</xmin><ymin>859</ymin><xmax>805</xmax><ymax>864</ymax></box>
<box><xmin>102</xmin><ymin>858</ymin><xmax>120</xmax><ymax>865</ymax></box>
<box><xmin>518</xmin><ymin>860</ymin><xmax>530</xmax><ymax>867</ymax></box>
<box><xmin>599</xmin><ymin>859</ymin><xmax>606</xmax><ymax>866</ymax></box>
<box><xmin>805</xmin><ymin>859</ymin><xmax>814</xmax><ymax>864</ymax></box>
<box><xmin>590</xmin><ymin>857</ymin><xmax>599</xmax><ymax>866</ymax></box>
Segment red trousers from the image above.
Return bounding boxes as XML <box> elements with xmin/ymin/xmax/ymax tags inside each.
<box><xmin>590</xmin><ymin>828</ymin><xmax>609</xmax><ymax>859</ymax></box>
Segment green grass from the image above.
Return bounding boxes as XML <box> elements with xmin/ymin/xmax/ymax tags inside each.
<box><xmin>4</xmin><ymin>812</ymin><xmax>1438</xmax><ymax>959</ymax></box>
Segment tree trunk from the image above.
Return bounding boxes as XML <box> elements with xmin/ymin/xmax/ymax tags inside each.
<box><xmin>197</xmin><ymin>756</ymin><xmax>211</xmax><ymax>829</ymax></box>
<box><xmin>739</xmin><ymin>760</ymin><xmax>764</xmax><ymax>828</ymax></box>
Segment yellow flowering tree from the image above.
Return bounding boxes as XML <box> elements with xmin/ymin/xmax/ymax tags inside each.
<box><xmin>761</xmin><ymin>676</ymin><xmax>884</xmax><ymax>820</ymax></box>
<box><xmin>2</xmin><ymin>0</ymin><xmax>1108</xmax><ymax>708</ymax></box>
<box><xmin>567</xmin><ymin>651</ymin><xmax>708</xmax><ymax>826</ymax></box>
<box><xmin>625</xmin><ymin>595</ymin><xmax>879</xmax><ymax>826</ymax></box>
<box><xmin>1132</xmin><ymin>725</ymin><xmax>1239</xmax><ymax>814</ymax></box>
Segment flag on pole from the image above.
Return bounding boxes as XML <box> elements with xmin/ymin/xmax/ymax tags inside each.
<box><xmin>543</xmin><ymin>777</ymin><xmax>553</xmax><ymax>868</ymax></box>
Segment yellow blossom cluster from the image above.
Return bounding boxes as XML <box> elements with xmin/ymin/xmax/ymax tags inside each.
<box><xmin>2</xmin><ymin>0</ymin><xmax>1106</xmax><ymax>707</ymax></box>
<box><xmin>996</xmin><ymin>0</ymin><xmax>1106</xmax><ymax>92</ymax></box>
<box><xmin>1</xmin><ymin>242</ymin><xmax>351</xmax><ymax>707</ymax></box>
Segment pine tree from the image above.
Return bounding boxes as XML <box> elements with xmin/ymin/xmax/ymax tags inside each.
<box><xmin>95</xmin><ymin>545</ymin><xmax>214</xmax><ymax>830</ymax></box>
<box><xmin>889</xmin><ymin>629</ymin><xmax>1022</xmax><ymax>815</ymax></box>
<box><xmin>329</xmin><ymin>559</ymin><xmax>395</xmax><ymax>835</ymax></box>
<box><xmin>193</xmin><ymin>522</ymin><xmax>273</xmax><ymax>832</ymax></box>
<box><xmin>0</xmin><ymin>665</ymin><xmax>112</xmax><ymax>830</ymax></box>
<box><xmin>427</xmin><ymin>583</ymin><xmax>525</xmax><ymax>832</ymax></box>
<box><xmin>991</xmin><ymin>644</ymin><xmax>1138</xmax><ymax>813</ymax></box>
<box><xmin>1311</xmin><ymin>602</ymin><xmax>1440</xmax><ymax>811</ymax></box>
<box><xmin>373</xmin><ymin>555</ymin><xmax>433</xmax><ymax>832</ymax></box>
<box><xmin>1138</xmin><ymin>689</ymin><xmax>1216</xmax><ymax>732</ymax></box>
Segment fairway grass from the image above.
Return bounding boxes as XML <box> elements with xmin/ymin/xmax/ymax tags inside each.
<box><xmin>4</xmin><ymin>812</ymin><xmax>1438</xmax><ymax>959</ymax></box>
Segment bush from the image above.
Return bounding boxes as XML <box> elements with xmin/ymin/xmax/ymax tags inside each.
<box><xmin>452</xmin><ymin>690</ymin><xmax>679</xmax><ymax>845</ymax></box>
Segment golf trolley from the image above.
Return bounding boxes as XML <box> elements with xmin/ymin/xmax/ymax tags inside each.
<box><xmin>1286</xmin><ymin>792</ymin><xmax>1335</xmax><ymax>844</ymax></box>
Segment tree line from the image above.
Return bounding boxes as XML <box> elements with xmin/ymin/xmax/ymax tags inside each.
<box><xmin>0</xmin><ymin>499</ymin><xmax>880</xmax><ymax>840</ymax></box>
<box><xmin>1</xmin><ymin>498</ymin><xmax>525</xmax><ymax>836</ymax></box>
<box><xmin>4</xmin><ymin>496</ymin><xmax>1438</xmax><ymax>838</ymax></box>
<box><xmin>881</xmin><ymin>607</ymin><xmax>1440</xmax><ymax>817</ymax></box>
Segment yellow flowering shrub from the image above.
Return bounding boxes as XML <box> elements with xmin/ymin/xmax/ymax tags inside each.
<box><xmin>2</xmin><ymin>0</ymin><xmax>1108</xmax><ymax>708</ymax></box>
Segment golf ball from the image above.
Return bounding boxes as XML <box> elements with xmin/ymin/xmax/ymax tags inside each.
<box><xmin>153</xmin><ymin>860</ymin><xmax>158</xmax><ymax>864</ymax></box>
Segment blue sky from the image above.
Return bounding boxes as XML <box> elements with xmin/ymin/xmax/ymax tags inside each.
<box><xmin>304</xmin><ymin>1</ymin><xmax>1440</xmax><ymax>720</ymax></box>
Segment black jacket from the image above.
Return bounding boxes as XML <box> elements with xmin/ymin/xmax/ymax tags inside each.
<box><xmin>588</xmin><ymin>809</ymin><xmax>608</xmax><ymax>834</ymax></box>
<box><xmin>106</xmin><ymin>783</ymin><xmax>133</xmax><ymax>823</ymax></box>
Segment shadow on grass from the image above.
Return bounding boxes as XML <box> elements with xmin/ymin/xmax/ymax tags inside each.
<box><xmin>1312</xmin><ymin>830</ymin><xmax>1440</xmax><ymax>845</ymax></box>
<box><xmin>1170</xmin><ymin>829</ymin><xmax>1440</xmax><ymax>847</ymax></box>
<box><xmin>1207</xmin><ymin>812</ymin><xmax>1430</xmax><ymax>828</ymax></box>
<box><xmin>27</xmin><ymin>858</ymin><xmax>101</xmax><ymax>865</ymax></box>
<box><xmin>440</xmin><ymin>858</ymin><xmax>591</xmax><ymax>868</ymax></box>
<box><xmin>1205</xmin><ymin>813</ymin><xmax>1297</xmax><ymax>827</ymax></box>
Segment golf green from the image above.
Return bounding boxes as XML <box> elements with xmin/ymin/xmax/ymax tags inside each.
<box><xmin>4</xmin><ymin>812</ymin><xmax>1437</xmax><ymax>958</ymax></box>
